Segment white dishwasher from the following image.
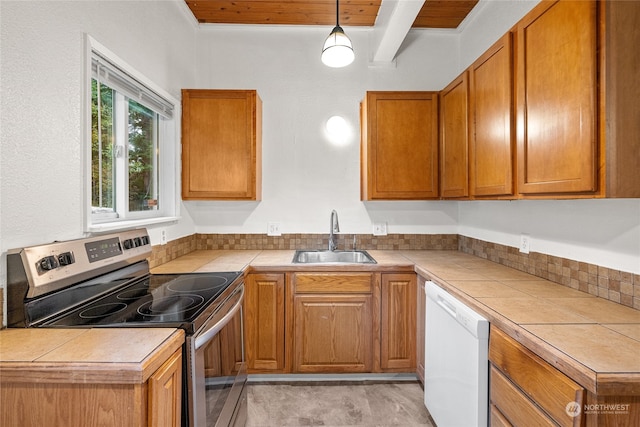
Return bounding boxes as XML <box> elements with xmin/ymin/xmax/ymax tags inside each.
<box><xmin>424</xmin><ymin>281</ymin><xmax>489</xmax><ymax>427</ymax></box>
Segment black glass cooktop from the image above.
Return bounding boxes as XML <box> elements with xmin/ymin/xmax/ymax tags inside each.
<box><xmin>43</xmin><ymin>272</ymin><xmax>242</xmax><ymax>330</ymax></box>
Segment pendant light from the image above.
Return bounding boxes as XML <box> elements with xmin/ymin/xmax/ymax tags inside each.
<box><xmin>321</xmin><ymin>0</ymin><xmax>354</xmax><ymax>68</ymax></box>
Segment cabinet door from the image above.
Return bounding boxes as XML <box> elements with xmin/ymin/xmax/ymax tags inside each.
<box><xmin>380</xmin><ymin>273</ymin><xmax>416</xmax><ymax>371</ymax></box>
<box><xmin>440</xmin><ymin>72</ymin><xmax>469</xmax><ymax>199</ymax></box>
<box><xmin>416</xmin><ymin>276</ymin><xmax>426</xmax><ymax>383</ymax></box>
<box><xmin>148</xmin><ymin>349</ymin><xmax>182</xmax><ymax>427</ymax></box>
<box><xmin>245</xmin><ymin>273</ymin><xmax>285</xmax><ymax>372</ymax></box>
<box><xmin>469</xmin><ymin>32</ymin><xmax>515</xmax><ymax>198</ymax></box>
<box><xmin>515</xmin><ymin>0</ymin><xmax>598</xmax><ymax>195</ymax></box>
<box><xmin>361</xmin><ymin>91</ymin><xmax>439</xmax><ymax>200</ymax></box>
<box><xmin>181</xmin><ymin>89</ymin><xmax>262</xmax><ymax>200</ymax></box>
<box><xmin>294</xmin><ymin>294</ymin><xmax>372</xmax><ymax>373</ymax></box>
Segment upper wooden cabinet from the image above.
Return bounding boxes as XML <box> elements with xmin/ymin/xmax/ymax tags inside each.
<box><xmin>515</xmin><ymin>0</ymin><xmax>598</xmax><ymax>195</ymax></box>
<box><xmin>600</xmin><ymin>0</ymin><xmax>640</xmax><ymax>198</ymax></box>
<box><xmin>513</xmin><ymin>0</ymin><xmax>640</xmax><ymax>198</ymax></box>
<box><xmin>440</xmin><ymin>73</ymin><xmax>469</xmax><ymax>199</ymax></box>
<box><xmin>361</xmin><ymin>91</ymin><xmax>439</xmax><ymax>200</ymax></box>
<box><xmin>181</xmin><ymin>89</ymin><xmax>262</xmax><ymax>200</ymax></box>
<box><xmin>469</xmin><ymin>33</ymin><xmax>515</xmax><ymax>198</ymax></box>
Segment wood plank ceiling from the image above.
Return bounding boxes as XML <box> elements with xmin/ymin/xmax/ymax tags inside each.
<box><xmin>185</xmin><ymin>0</ymin><xmax>479</xmax><ymax>29</ymax></box>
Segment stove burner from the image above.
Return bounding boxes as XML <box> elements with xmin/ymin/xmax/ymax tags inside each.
<box><xmin>79</xmin><ymin>302</ymin><xmax>128</xmax><ymax>319</ymax></box>
<box><xmin>166</xmin><ymin>275</ymin><xmax>229</xmax><ymax>293</ymax></box>
<box><xmin>137</xmin><ymin>294</ymin><xmax>205</xmax><ymax>316</ymax></box>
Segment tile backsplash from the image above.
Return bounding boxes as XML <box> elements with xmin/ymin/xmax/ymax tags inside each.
<box><xmin>458</xmin><ymin>236</ymin><xmax>640</xmax><ymax>311</ymax></box>
<box><xmin>148</xmin><ymin>233</ymin><xmax>639</xmax><ymax>310</ymax></box>
<box><xmin>148</xmin><ymin>233</ymin><xmax>458</xmax><ymax>267</ymax></box>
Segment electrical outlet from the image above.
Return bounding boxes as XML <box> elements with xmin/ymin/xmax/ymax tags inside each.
<box><xmin>373</xmin><ymin>223</ymin><xmax>388</xmax><ymax>236</ymax></box>
<box><xmin>160</xmin><ymin>229</ymin><xmax>167</xmax><ymax>245</ymax></box>
<box><xmin>267</xmin><ymin>222</ymin><xmax>282</xmax><ymax>236</ymax></box>
<box><xmin>519</xmin><ymin>234</ymin><xmax>530</xmax><ymax>254</ymax></box>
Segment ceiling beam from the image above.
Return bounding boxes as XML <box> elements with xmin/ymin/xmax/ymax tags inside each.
<box><xmin>371</xmin><ymin>0</ymin><xmax>426</xmax><ymax>65</ymax></box>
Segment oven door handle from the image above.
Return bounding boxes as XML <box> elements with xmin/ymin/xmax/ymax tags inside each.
<box><xmin>194</xmin><ymin>284</ymin><xmax>244</xmax><ymax>350</ymax></box>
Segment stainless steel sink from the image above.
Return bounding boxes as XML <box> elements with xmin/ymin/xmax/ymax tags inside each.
<box><xmin>292</xmin><ymin>250</ymin><xmax>377</xmax><ymax>264</ymax></box>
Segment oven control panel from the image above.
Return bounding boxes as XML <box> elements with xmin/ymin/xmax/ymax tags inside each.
<box><xmin>9</xmin><ymin>228</ymin><xmax>152</xmax><ymax>298</ymax></box>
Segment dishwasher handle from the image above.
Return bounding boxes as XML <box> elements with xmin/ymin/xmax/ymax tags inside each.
<box><xmin>426</xmin><ymin>281</ymin><xmax>489</xmax><ymax>339</ymax></box>
<box><xmin>436</xmin><ymin>294</ymin><xmax>458</xmax><ymax>319</ymax></box>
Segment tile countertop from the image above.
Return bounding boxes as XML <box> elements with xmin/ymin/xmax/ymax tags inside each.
<box><xmin>0</xmin><ymin>328</ymin><xmax>184</xmax><ymax>384</ymax></box>
<box><xmin>401</xmin><ymin>250</ymin><xmax>640</xmax><ymax>395</ymax></box>
<box><xmin>150</xmin><ymin>249</ymin><xmax>640</xmax><ymax>395</ymax></box>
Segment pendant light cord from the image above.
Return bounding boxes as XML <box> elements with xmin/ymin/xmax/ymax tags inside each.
<box><xmin>336</xmin><ymin>0</ymin><xmax>340</xmax><ymax>27</ymax></box>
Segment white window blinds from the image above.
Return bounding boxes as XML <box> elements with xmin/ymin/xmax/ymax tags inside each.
<box><xmin>91</xmin><ymin>51</ymin><xmax>174</xmax><ymax>119</ymax></box>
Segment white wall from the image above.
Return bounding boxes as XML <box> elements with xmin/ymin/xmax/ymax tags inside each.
<box><xmin>186</xmin><ymin>25</ymin><xmax>461</xmax><ymax>234</ymax></box>
<box><xmin>0</xmin><ymin>0</ymin><xmax>198</xmax><ymax>296</ymax></box>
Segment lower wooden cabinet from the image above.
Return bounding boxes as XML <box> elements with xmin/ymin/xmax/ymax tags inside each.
<box><xmin>1</xmin><ymin>347</ymin><xmax>183</xmax><ymax>427</ymax></box>
<box><xmin>291</xmin><ymin>272</ymin><xmax>374</xmax><ymax>373</ymax></box>
<box><xmin>489</xmin><ymin>326</ymin><xmax>584</xmax><ymax>427</ymax></box>
<box><xmin>244</xmin><ymin>273</ymin><xmax>285</xmax><ymax>372</ymax></box>
<box><xmin>380</xmin><ymin>273</ymin><xmax>416</xmax><ymax>371</ymax></box>
<box><xmin>294</xmin><ymin>294</ymin><xmax>373</xmax><ymax>372</ymax></box>
<box><xmin>244</xmin><ymin>270</ymin><xmax>417</xmax><ymax>375</ymax></box>
<box><xmin>416</xmin><ymin>275</ymin><xmax>427</xmax><ymax>383</ymax></box>
<box><xmin>147</xmin><ymin>349</ymin><xmax>183</xmax><ymax>427</ymax></box>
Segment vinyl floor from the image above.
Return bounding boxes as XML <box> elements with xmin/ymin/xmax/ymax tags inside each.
<box><xmin>246</xmin><ymin>381</ymin><xmax>436</xmax><ymax>427</ymax></box>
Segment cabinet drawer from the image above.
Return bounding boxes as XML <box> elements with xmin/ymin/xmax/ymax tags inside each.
<box><xmin>489</xmin><ymin>403</ymin><xmax>512</xmax><ymax>427</ymax></box>
<box><xmin>489</xmin><ymin>326</ymin><xmax>584</xmax><ymax>427</ymax></box>
<box><xmin>292</xmin><ymin>273</ymin><xmax>373</xmax><ymax>293</ymax></box>
<box><xmin>490</xmin><ymin>365</ymin><xmax>556</xmax><ymax>427</ymax></box>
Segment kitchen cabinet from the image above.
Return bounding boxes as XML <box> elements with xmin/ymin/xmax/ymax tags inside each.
<box><xmin>244</xmin><ymin>273</ymin><xmax>286</xmax><ymax>373</ymax></box>
<box><xmin>181</xmin><ymin>89</ymin><xmax>262</xmax><ymax>200</ymax></box>
<box><xmin>290</xmin><ymin>273</ymin><xmax>374</xmax><ymax>373</ymax></box>
<box><xmin>147</xmin><ymin>349</ymin><xmax>183</xmax><ymax>427</ymax></box>
<box><xmin>416</xmin><ymin>275</ymin><xmax>427</xmax><ymax>384</ymax></box>
<box><xmin>514</xmin><ymin>0</ymin><xmax>640</xmax><ymax>198</ymax></box>
<box><xmin>380</xmin><ymin>273</ymin><xmax>417</xmax><ymax>371</ymax></box>
<box><xmin>599</xmin><ymin>0</ymin><xmax>640</xmax><ymax>198</ymax></box>
<box><xmin>515</xmin><ymin>0</ymin><xmax>598</xmax><ymax>196</ymax></box>
<box><xmin>489</xmin><ymin>326</ymin><xmax>585</xmax><ymax>427</ymax></box>
<box><xmin>439</xmin><ymin>72</ymin><xmax>469</xmax><ymax>199</ymax></box>
<box><xmin>0</xmin><ymin>329</ymin><xmax>184</xmax><ymax>427</ymax></box>
<box><xmin>360</xmin><ymin>91</ymin><xmax>439</xmax><ymax>200</ymax></box>
<box><xmin>469</xmin><ymin>32</ymin><xmax>515</xmax><ymax>198</ymax></box>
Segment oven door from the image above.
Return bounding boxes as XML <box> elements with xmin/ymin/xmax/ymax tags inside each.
<box><xmin>186</xmin><ymin>283</ymin><xmax>246</xmax><ymax>427</ymax></box>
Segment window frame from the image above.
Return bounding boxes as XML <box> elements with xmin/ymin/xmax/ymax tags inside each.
<box><xmin>84</xmin><ymin>35</ymin><xmax>180</xmax><ymax>232</ymax></box>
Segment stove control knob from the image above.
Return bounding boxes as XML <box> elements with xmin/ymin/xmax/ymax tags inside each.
<box><xmin>123</xmin><ymin>239</ymin><xmax>133</xmax><ymax>250</ymax></box>
<box><xmin>134</xmin><ymin>237</ymin><xmax>142</xmax><ymax>247</ymax></box>
<box><xmin>141</xmin><ymin>236</ymin><xmax>150</xmax><ymax>245</ymax></box>
<box><xmin>58</xmin><ymin>251</ymin><xmax>75</xmax><ymax>266</ymax></box>
<box><xmin>39</xmin><ymin>255</ymin><xmax>59</xmax><ymax>271</ymax></box>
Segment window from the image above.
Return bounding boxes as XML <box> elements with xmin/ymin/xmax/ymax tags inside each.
<box><xmin>86</xmin><ymin>36</ymin><xmax>178</xmax><ymax>231</ymax></box>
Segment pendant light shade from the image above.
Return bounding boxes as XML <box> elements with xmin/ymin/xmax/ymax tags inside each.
<box><xmin>321</xmin><ymin>0</ymin><xmax>354</xmax><ymax>68</ymax></box>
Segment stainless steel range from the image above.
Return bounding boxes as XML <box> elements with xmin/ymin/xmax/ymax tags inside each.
<box><xmin>6</xmin><ymin>229</ymin><xmax>247</xmax><ymax>427</ymax></box>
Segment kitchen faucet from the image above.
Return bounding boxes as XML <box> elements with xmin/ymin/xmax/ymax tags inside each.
<box><xmin>329</xmin><ymin>210</ymin><xmax>340</xmax><ymax>251</ymax></box>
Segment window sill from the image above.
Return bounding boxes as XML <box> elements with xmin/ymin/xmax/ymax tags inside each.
<box><xmin>87</xmin><ymin>216</ymin><xmax>180</xmax><ymax>233</ymax></box>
